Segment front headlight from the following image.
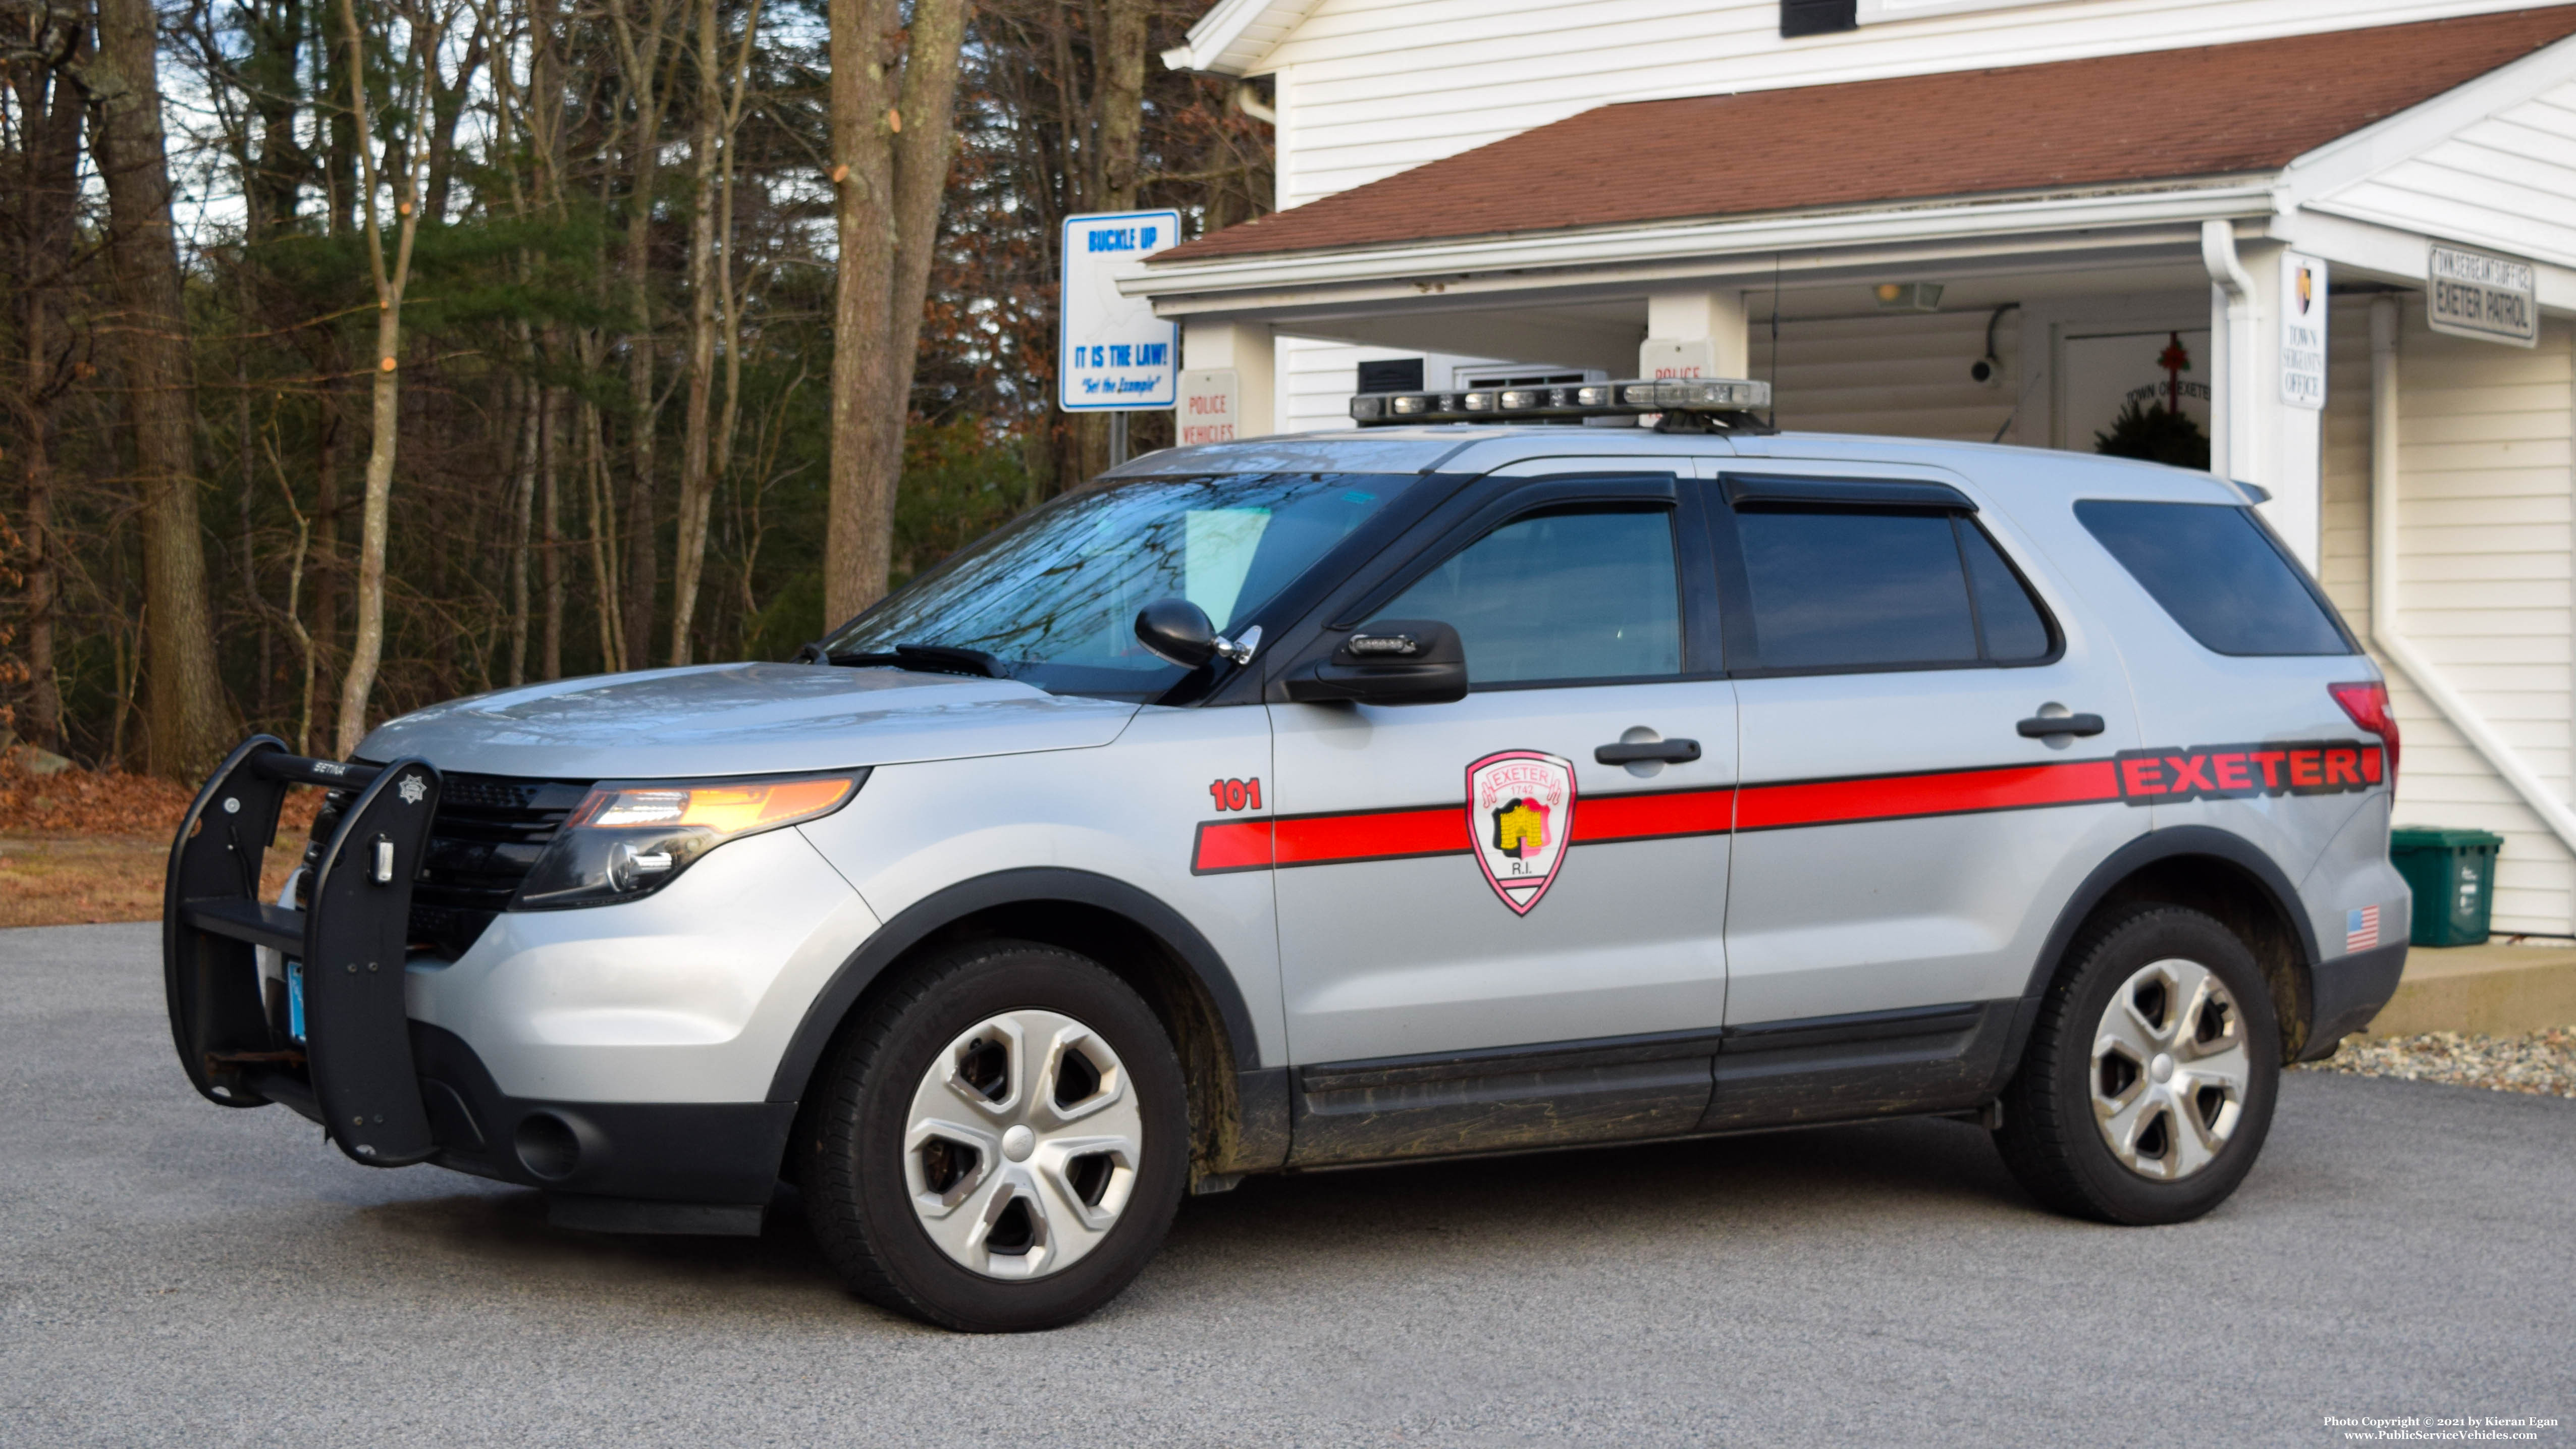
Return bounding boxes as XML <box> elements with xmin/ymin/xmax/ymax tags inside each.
<box><xmin>513</xmin><ymin>771</ymin><xmax>866</xmax><ymax>909</ymax></box>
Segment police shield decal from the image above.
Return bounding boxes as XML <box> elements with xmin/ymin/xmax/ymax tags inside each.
<box><xmin>1467</xmin><ymin>749</ymin><xmax>1576</xmax><ymax>916</ymax></box>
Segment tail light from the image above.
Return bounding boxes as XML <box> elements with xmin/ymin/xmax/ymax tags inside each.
<box><xmin>2328</xmin><ymin>681</ymin><xmax>2399</xmax><ymax>788</ymax></box>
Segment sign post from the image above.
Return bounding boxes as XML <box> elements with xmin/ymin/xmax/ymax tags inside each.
<box><xmin>1061</xmin><ymin>209</ymin><xmax>1182</xmax><ymax>465</ymax></box>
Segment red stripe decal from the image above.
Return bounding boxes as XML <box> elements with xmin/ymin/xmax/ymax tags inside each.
<box><xmin>1191</xmin><ymin>819</ymin><xmax>1275</xmax><ymax>874</ymax></box>
<box><xmin>1190</xmin><ymin>761</ymin><xmax>2123</xmax><ymax>873</ymax></box>
<box><xmin>1274</xmin><ymin>806</ymin><xmax>1459</xmax><ymax>867</ymax></box>
<box><xmin>1737</xmin><ymin>760</ymin><xmax>2119</xmax><ymax>832</ymax></box>
<box><xmin>1572</xmin><ymin>788</ymin><xmax>1735</xmax><ymax>843</ymax></box>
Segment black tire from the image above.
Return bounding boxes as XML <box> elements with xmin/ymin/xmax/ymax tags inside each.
<box><xmin>801</xmin><ymin>939</ymin><xmax>1189</xmax><ymax>1332</ymax></box>
<box><xmin>1993</xmin><ymin>904</ymin><xmax>2281</xmax><ymax>1225</ymax></box>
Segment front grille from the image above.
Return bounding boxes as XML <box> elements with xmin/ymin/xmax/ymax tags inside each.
<box><xmin>301</xmin><ymin>772</ymin><xmax>592</xmax><ymax>959</ymax></box>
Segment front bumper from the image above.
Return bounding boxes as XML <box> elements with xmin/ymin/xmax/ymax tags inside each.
<box><xmin>165</xmin><ymin>737</ymin><xmax>862</xmax><ymax>1224</ymax></box>
<box><xmin>410</xmin><ymin>1021</ymin><xmax>795</xmax><ymax>1212</ymax></box>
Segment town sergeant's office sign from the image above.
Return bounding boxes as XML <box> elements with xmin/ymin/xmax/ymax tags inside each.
<box><xmin>1060</xmin><ymin>209</ymin><xmax>1182</xmax><ymax>410</ymax></box>
<box><xmin>2427</xmin><ymin>244</ymin><xmax>2538</xmax><ymax>348</ymax></box>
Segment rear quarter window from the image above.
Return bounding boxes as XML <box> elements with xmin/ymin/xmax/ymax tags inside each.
<box><xmin>2075</xmin><ymin>500</ymin><xmax>2353</xmax><ymax>657</ymax></box>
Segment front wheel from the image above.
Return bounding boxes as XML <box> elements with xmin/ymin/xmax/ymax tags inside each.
<box><xmin>802</xmin><ymin>941</ymin><xmax>1189</xmax><ymax>1331</ymax></box>
<box><xmin>1993</xmin><ymin>905</ymin><xmax>2281</xmax><ymax>1225</ymax></box>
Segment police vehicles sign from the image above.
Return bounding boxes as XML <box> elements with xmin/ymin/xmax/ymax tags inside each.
<box><xmin>1060</xmin><ymin>209</ymin><xmax>1180</xmax><ymax>411</ymax></box>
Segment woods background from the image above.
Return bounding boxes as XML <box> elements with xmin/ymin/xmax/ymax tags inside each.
<box><xmin>1</xmin><ymin>0</ymin><xmax>1271</xmax><ymax>778</ymax></box>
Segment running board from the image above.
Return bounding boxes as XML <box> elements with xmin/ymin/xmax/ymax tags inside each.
<box><xmin>163</xmin><ymin>735</ymin><xmax>444</xmax><ymax>1167</ymax></box>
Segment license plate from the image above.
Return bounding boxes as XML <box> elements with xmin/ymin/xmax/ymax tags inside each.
<box><xmin>287</xmin><ymin>958</ymin><xmax>307</xmax><ymax>1041</ymax></box>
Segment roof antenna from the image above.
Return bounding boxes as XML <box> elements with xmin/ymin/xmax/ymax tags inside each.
<box><xmin>1766</xmin><ymin>253</ymin><xmax>1782</xmax><ymax>430</ymax></box>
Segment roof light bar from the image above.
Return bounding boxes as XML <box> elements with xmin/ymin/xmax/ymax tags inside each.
<box><xmin>1349</xmin><ymin>377</ymin><xmax>1774</xmax><ymax>430</ymax></box>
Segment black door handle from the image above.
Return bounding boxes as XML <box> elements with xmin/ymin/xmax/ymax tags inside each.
<box><xmin>1595</xmin><ymin>738</ymin><xmax>1701</xmax><ymax>765</ymax></box>
<box><xmin>2017</xmin><ymin>713</ymin><xmax>2106</xmax><ymax>738</ymax></box>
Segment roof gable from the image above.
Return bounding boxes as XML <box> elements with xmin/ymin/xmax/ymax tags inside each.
<box><xmin>1162</xmin><ymin>0</ymin><xmax>1322</xmax><ymax>76</ymax></box>
<box><xmin>1155</xmin><ymin>6</ymin><xmax>2576</xmax><ymax>264</ymax></box>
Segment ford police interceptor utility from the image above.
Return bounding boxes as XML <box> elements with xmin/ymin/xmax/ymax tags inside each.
<box><xmin>163</xmin><ymin>377</ymin><xmax>2409</xmax><ymax>1332</ymax></box>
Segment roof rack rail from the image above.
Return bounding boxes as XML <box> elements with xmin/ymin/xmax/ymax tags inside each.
<box><xmin>1350</xmin><ymin>376</ymin><xmax>1775</xmax><ymax>433</ymax></box>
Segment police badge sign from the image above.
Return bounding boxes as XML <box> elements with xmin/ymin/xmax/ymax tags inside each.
<box><xmin>1467</xmin><ymin>749</ymin><xmax>1576</xmax><ymax>915</ymax></box>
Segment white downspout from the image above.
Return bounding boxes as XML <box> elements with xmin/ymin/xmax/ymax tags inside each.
<box><xmin>2368</xmin><ymin>295</ymin><xmax>2576</xmax><ymax>855</ymax></box>
<box><xmin>1232</xmin><ymin>81</ymin><xmax>1277</xmax><ymax>126</ymax></box>
<box><xmin>2200</xmin><ymin>220</ymin><xmax>2259</xmax><ymax>483</ymax></box>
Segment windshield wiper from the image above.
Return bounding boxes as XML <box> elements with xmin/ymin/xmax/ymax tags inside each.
<box><xmin>816</xmin><ymin>642</ymin><xmax>1010</xmax><ymax>679</ymax></box>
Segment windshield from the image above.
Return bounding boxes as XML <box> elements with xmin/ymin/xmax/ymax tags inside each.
<box><xmin>821</xmin><ymin>472</ymin><xmax>1417</xmax><ymax>700</ymax></box>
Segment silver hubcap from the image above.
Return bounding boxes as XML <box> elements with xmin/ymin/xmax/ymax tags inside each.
<box><xmin>903</xmin><ymin>1009</ymin><xmax>1142</xmax><ymax>1280</ymax></box>
<box><xmin>2091</xmin><ymin>957</ymin><xmax>2251</xmax><ymax>1181</ymax></box>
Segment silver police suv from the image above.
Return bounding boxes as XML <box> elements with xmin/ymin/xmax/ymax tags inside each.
<box><xmin>165</xmin><ymin>386</ymin><xmax>2408</xmax><ymax>1332</ymax></box>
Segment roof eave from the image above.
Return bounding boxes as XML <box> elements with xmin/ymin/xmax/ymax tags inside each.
<box><xmin>1130</xmin><ymin>176</ymin><xmax>2284</xmax><ymax>302</ymax></box>
<box><xmin>1163</xmin><ymin>0</ymin><xmax>1319</xmax><ymax>76</ymax></box>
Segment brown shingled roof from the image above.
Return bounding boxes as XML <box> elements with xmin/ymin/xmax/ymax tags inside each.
<box><xmin>1156</xmin><ymin>7</ymin><xmax>2576</xmax><ymax>264</ymax></box>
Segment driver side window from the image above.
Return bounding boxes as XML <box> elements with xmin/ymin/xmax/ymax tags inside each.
<box><xmin>1371</xmin><ymin>506</ymin><xmax>1682</xmax><ymax>686</ymax></box>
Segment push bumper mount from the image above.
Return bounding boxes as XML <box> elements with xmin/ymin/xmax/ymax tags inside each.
<box><xmin>163</xmin><ymin>734</ymin><xmax>444</xmax><ymax>1167</ymax></box>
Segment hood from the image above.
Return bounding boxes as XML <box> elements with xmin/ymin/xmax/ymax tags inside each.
<box><xmin>358</xmin><ymin>662</ymin><xmax>1139</xmax><ymax>780</ymax></box>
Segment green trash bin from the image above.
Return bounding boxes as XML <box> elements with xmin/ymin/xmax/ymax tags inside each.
<box><xmin>2389</xmin><ymin>826</ymin><xmax>2503</xmax><ymax>947</ymax></box>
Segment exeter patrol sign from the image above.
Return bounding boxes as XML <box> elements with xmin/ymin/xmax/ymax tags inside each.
<box><xmin>1060</xmin><ymin>209</ymin><xmax>1182</xmax><ymax>410</ymax></box>
<box><xmin>2427</xmin><ymin>243</ymin><xmax>2539</xmax><ymax>348</ymax></box>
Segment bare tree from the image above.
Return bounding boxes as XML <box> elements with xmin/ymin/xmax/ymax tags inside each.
<box><xmin>667</xmin><ymin>0</ymin><xmax>759</xmax><ymax>665</ymax></box>
<box><xmin>332</xmin><ymin>0</ymin><xmax>440</xmax><ymax>757</ymax></box>
<box><xmin>3</xmin><ymin>0</ymin><xmax>90</xmax><ymax>749</ymax></box>
<box><xmin>88</xmin><ymin>0</ymin><xmax>237</xmax><ymax>775</ymax></box>
<box><xmin>824</xmin><ymin>0</ymin><xmax>971</xmax><ymax>625</ymax></box>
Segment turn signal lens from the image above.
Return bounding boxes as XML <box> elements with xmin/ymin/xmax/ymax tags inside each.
<box><xmin>517</xmin><ymin>773</ymin><xmax>865</xmax><ymax>909</ymax></box>
<box><xmin>2328</xmin><ymin>681</ymin><xmax>2399</xmax><ymax>787</ymax></box>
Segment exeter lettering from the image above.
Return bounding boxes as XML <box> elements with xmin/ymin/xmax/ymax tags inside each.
<box><xmin>2114</xmin><ymin>740</ymin><xmax>2385</xmax><ymax>805</ymax></box>
<box><xmin>2120</xmin><ymin>758</ymin><xmax>2166</xmax><ymax>796</ymax></box>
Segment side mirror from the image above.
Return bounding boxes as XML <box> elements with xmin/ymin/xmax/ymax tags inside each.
<box><xmin>1283</xmin><ymin>620</ymin><xmax>1468</xmax><ymax>706</ymax></box>
<box><xmin>1135</xmin><ymin>598</ymin><xmax>1260</xmax><ymax>670</ymax></box>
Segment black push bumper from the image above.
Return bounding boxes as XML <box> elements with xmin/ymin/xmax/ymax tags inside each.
<box><xmin>166</xmin><ymin>736</ymin><xmax>447</xmax><ymax>1163</ymax></box>
<box><xmin>165</xmin><ymin>737</ymin><xmax>793</xmax><ymax>1226</ymax></box>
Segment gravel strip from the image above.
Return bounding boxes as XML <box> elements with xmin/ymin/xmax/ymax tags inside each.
<box><xmin>2298</xmin><ymin>1026</ymin><xmax>2576</xmax><ymax>1098</ymax></box>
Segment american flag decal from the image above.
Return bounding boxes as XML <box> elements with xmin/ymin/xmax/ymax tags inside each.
<box><xmin>2346</xmin><ymin>904</ymin><xmax>2382</xmax><ymax>953</ymax></box>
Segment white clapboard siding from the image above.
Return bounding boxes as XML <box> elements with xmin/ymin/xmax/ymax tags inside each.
<box><xmin>1747</xmin><ymin>308</ymin><xmax>2021</xmax><ymax>444</ymax></box>
<box><xmin>2322</xmin><ymin>304</ymin><xmax>2576</xmax><ymax>935</ymax></box>
<box><xmin>1277</xmin><ymin>336</ymin><xmax>1532</xmax><ymax>433</ymax></box>
<box><xmin>1263</xmin><ymin>0</ymin><xmax>2550</xmax><ymax>204</ymax></box>
<box><xmin>1276</xmin><ymin>306</ymin><xmax>2020</xmax><ymax>441</ymax></box>
<box><xmin>2314</xmin><ymin>79</ymin><xmax>2576</xmax><ymax>269</ymax></box>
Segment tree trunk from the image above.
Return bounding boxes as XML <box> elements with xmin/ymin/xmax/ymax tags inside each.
<box><xmin>9</xmin><ymin>31</ymin><xmax>84</xmax><ymax>752</ymax></box>
<box><xmin>331</xmin><ymin>0</ymin><xmax>428</xmax><ymax>758</ymax></box>
<box><xmin>311</xmin><ymin>385</ymin><xmax>342</xmax><ymax>724</ymax></box>
<box><xmin>88</xmin><ymin>0</ymin><xmax>238</xmax><ymax>777</ymax></box>
<box><xmin>541</xmin><ymin>375</ymin><xmax>564</xmax><ymax>680</ymax></box>
<box><xmin>510</xmin><ymin>373</ymin><xmax>536</xmax><ymax>684</ymax></box>
<box><xmin>824</xmin><ymin>0</ymin><xmax>971</xmax><ymax>625</ymax></box>
<box><xmin>669</xmin><ymin>0</ymin><xmax>760</xmax><ymax>665</ymax></box>
<box><xmin>1097</xmin><ymin>0</ymin><xmax>1146</xmax><ymax>207</ymax></box>
<box><xmin>607</xmin><ymin>0</ymin><xmax>673</xmax><ymax>665</ymax></box>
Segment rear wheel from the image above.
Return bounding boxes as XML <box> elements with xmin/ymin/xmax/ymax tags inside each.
<box><xmin>802</xmin><ymin>941</ymin><xmax>1188</xmax><ymax>1331</ymax></box>
<box><xmin>1993</xmin><ymin>905</ymin><xmax>2280</xmax><ymax>1224</ymax></box>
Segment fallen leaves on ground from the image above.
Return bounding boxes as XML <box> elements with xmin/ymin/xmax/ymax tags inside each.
<box><xmin>0</xmin><ymin>760</ymin><xmax>321</xmax><ymax>928</ymax></box>
<box><xmin>2297</xmin><ymin>1027</ymin><xmax>2576</xmax><ymax>1098</ymax></box>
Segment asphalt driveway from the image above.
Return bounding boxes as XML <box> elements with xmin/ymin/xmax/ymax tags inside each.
<box><xmin>4</xmin><ymin>922</ymin><xmax>2569</xmax><ymax>1447</ymax></box>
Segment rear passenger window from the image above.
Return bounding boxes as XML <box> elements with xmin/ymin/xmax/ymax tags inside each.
<box><xmin>1375</xmin><ymin>506</ymin><xmax>1681</xmax><ymax>685</ymax></box>
<box><xmin>2075</xmin><ymin>500</ymin><xmax>2352</xmax><ymax>657</ymax></box>
<box><xmin>1731</xmin><ymin>508</ymin><xmax>2054</xmax><ymax>672</ymax></box>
